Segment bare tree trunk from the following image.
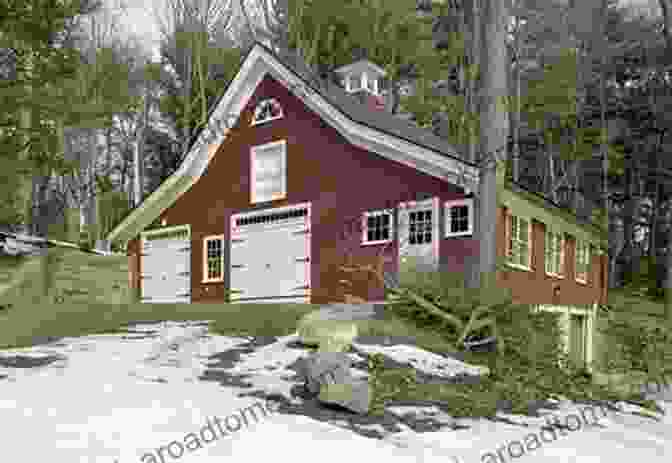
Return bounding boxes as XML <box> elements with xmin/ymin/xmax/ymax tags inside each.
<box><xmin>650</xmin><ymin>177</ymin><xmax>660</xmax><ymax>261</ymax></box>
<box><xmin>471</xmin><ymin>0</ymin><xmax>509</xmax><ymax>290</ymax></box>
<box><xmin>589</xmin><ymin>0</ymin><xmax>612</xmax><ymax>289</ymax></box>
<box><xmin>104</xmin><ymin>125</ymin><xmax>113</xmax><ymax>173</ymax></box>
<box><xmin>77</xmin><ymin>128</ymin><xmax>98</xmax><ymax>242</ymax></box>
<box><xmin>132</xmin><ymin>131</ymin><xmax>142</xmax><ymax>208</ymax></box>
<box><xmin>512</xmin><ymin>51</ymin><xmax>521</xmax><ymax>184</ymax></box>
<box><xmin>17</xmin><ymin>47</ymin><xmax>34</xmax><ymax>236</ymax></box>
<box><xmin>547</xmin><ymin>140</ymin><xmax>558</xmax><ymax>203</ymax></box>
<box><xmin>619</xmin><ymin>153</ymin><xmax>635</xmax><ymax>286</ymax></box>
<box><xmin>133</xmin><ymin>62</ymin><xmax>150</xmax><ymax>207</ymax></box>
<box><xmin>569</xmin><ymin>160</ymin><xmax>580</xmax><ymax>213</ymax></box>
<box><xmin>182</xmin><ymin>35</ymin><xmax>193</xmax><ymax>158</ymax></box>
<box><xmin>659</xmin><ymin>0</ymin><xmax>672</xmax><ymax>53</ymax></box>
<box><xmin>511</xmin><ymin>0</ymin><xmax>521</xmax><ymax>183</ymax></box>
<box><xmin>659</xmin><ymin>1</ymin><xmax>672</xmax><ymax>317</ymax></box>
<box><xmin>666</xmin><ymin>203</ymin><xmax>672</xmax><ymax>320</ymax></box>
<box><xmin>466</xmin><ymin>0</ymin><xmax>481</xmax><ymax>164</ymax></box>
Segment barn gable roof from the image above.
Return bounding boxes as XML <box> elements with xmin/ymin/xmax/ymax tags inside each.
<box><xmin>107</xmin><ymin>42</ymin><xmax>479</xmax><ymax>246</ymax></box>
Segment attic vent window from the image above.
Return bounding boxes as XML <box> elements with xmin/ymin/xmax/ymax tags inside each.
<box><xmin>347</xmin><ymin>74</ymin><xmax>362</xmax><ymax>92</ymax></box>
<box><xmin>251</xmin><ymin>98</ymin><xmax>283</xmax><ymax>126</ymax></box>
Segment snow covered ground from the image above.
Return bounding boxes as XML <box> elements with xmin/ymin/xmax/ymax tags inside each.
<box><xmin>0</xmin><ymin>320</ymin><xmax>670</xmax><ymax>463</ymax></box>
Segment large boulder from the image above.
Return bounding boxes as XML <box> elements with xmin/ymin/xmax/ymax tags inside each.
<box><xmin>318</xmin><ymin>379</ymin><xmax>372</xmax><ymax>415</ymax></box>
<box><xmin>295</xmin><ymin>351</ymin><xmax>372</xmax><ymax>414</ymax></box>
<box><xmin>295</xmin><ymin>352</ymin><xmax>353</xmax><ymax>395</ymax></box>
<box><xmin>297</xmin><ymin>303</ymin><xmax>385</xmax><ymax>351</ymax></box>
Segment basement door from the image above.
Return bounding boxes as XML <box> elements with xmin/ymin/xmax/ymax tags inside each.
<box><xmin>140</xmin><ymin>225</ymin><xmax>191</xmax><ymax>303</ymax></box>
<box><xmin>398</xmin><ymin>198</ymin><xmax>440</xmax><ymax>271</ymax></box>
<box><xmin>569</xmin><ymin>313</ymin><xmax>587</xmax><ymax>368</ymax></box>
<box><xmin>230</xmin><ymin>203</ymin><xmax>311</xmax><ymax>303</ymax></box>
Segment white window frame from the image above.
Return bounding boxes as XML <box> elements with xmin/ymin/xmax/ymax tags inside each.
<box><xmin>347</xmin><ymin>73</ymin><xmax>362</xmax><ymax>92</ymax></box>
<box><xmin>250</xmin><ymin>98</ymin><xmax>284</xmax><ymax>126</ymax></box>
<box><xmin>250</xmin><ymin>139</ymin><xmax>287</xmax><ymax>204</ymax></box>
<box><xmin>445</xmin><ymin>198</ymin><xmax>474</xmax><ymax>237</ymax></box>
<box><xmin>363</xmin><ymin>72</ymin><xmax>378</xmax><ymax>94</ymax></box>
<box><xmin>506</xmin><ymin>213</ymin><xmax>532</xmax><ymax>271</ymax></box>
<box><xmin>202</xmin><ymin>234</ymin><xmax>224</xmax><ymax>283</ymax></box>
<box><xmin>544</xmin><ymin>229</ymin><xmax>565</xmax><ymax>278</ymax></box>
<box><xmin>575</xmin><ymin>240</ymin><xmax>590</xmax><ymax>284</ymax></box>
<box><xmin>361</xmin><ymin>209</ymin><xmax>394</xmax><ymax>245</ymax></box>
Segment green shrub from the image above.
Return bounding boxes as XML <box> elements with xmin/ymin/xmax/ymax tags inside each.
<box><xmin>371</xmin><ymin>260</ymin><xmax>669</xmax><ymax>417</ymax></box>
<box><xmin>596</xmin><ymin>305</ymin><xmax>672</xmax><ymax>404</ymax></box>
<box><xmin>97</xmin><ymin>190</ymin><xmax>131</xmax><ymax>241</ymax></box>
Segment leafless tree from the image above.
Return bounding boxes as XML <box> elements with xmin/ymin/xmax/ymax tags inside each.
<box><xmin>152</xmin><ymin>0</ymin><xmax>239</xmax><ymax>158</ymax></box>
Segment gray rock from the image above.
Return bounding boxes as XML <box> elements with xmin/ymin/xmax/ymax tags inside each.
<box><xmin>306</xmin><ymin>303</ymin><xmax>387</xmax><ymax>323</ymax></box>
<box><xmin>319</xmin><ymin>378</ymin><xmax>372</xmax><ymax>415</ymax></box>
<box><xmin>296</xmin><ymin>352</ymin><xmax>353</xmax><ymax>395</ymax></box>
<box><xmin>297</xmin><ymin>303</ymin><xmax>387</xmax><ymax>350</ymax></box>
<box><xmin>295</xmin><ymin>351</ymin><xmax>373</xmax><ymax>414</ymax></box>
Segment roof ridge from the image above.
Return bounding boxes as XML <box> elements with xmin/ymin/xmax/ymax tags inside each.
<box><xmin>255</xmin><ymin>41</ymin><xmax>475</xmax><ymax>167</ymax></box>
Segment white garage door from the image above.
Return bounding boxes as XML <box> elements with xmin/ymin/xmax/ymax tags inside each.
<box><xmin>230</xmin><ymin>203</ymin><xmax>310</xmax><ymax>303</ymax></box>
<box><xmin>140</xmin><ymin>225</ymin><xmax>191</xmax><ymax>303</ymax></box>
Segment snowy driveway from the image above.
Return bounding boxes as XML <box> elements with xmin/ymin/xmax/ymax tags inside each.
<box><xmin>0</xmin><ymin>320</ymin><xmax>671</xmax><ymax>463</ymax></box>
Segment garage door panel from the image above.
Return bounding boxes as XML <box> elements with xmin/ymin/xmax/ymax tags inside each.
<box><xmin>230</xmin><ymin>205</ymin><xmax>310</xmax><ymax>302</ymax></box>
<box><xmin>141</xmin><ymin>230</ymin><xmax>191</xmax><ymax>303</ymax></box>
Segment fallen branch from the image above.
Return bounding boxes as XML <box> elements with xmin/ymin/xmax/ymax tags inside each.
<box><xmin>339</xmin><ymin>262</ymin><xmax>503</xmax><ymax>353</ymax></box>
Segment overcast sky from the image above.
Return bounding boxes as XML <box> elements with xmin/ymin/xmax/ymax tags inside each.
<box><xmin>106</xmin><ymin>0</ymin><xmax>663</xmax><ymax>61</ymax></box>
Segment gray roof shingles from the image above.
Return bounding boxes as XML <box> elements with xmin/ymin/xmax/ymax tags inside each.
<box><xmin>187</xmin><ymin>41</ymin><xmax>476</xmax><ymax>168</ymax></box>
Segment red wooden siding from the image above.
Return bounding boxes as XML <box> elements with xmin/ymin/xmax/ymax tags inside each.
<box><xmin>126</xmin><ymin>74</ymin><xmax>606</xmax><ymax>308</ymax></box>
<box><xmin>128</xmin><ymin>74</ymin><xmax>468</xmax><ymax>304</ymax></box>
<box><xmin>496</xmin><ymin>207</ymin><xmax>607</xmax><ymax>307</ymax></box>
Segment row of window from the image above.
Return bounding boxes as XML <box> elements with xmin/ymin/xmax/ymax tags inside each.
<box><xmin>362</xmin><ymin>199</ymin><xmax>473</xmax><ymax>245</ymax></box>
<box><xmin>198</xmin><ymin>200</ymin><xmax>472</xmax><ymax>283</ymax></box>
<box><xmin>507</xmin><ymin>214</ymin><xmax>592</xmax><ymax>284</ymax></box>
<box><xmin>199</xmin><ymin>210</ymin><xmax>591</xmax><ymax>284</ymax></box>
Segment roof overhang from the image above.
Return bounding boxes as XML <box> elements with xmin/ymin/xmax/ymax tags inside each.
<box><xmin>107</xmin><ymin>44</ymin><xmax>479</xmax><ymax>247</ymax></box>
<box><xmin>334</xmin><ymin>59</ymin><xmax>388</xmax><ymax>77</ymax></box>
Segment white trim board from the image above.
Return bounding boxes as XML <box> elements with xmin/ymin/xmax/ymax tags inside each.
<box><xmin>107</xmin><ymin>43</ymin><xmax>479</xmax><ymax>246</ymax></box>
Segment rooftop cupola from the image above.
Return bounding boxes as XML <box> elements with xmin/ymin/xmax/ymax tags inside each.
<box><xmin>334</xmin><ymin>59</ymin><xmax>387</xmax><ymax>97</ymax></box>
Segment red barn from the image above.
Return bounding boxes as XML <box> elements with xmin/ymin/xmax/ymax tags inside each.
<box><xmin>107</xmin><ymin>42</ymin><xmax>607</xmax><ymax>368</ymax></box>
<box><xmin>109</xmin><ymin>42</ymin><xmax>480</xmax><ymax>305</ymax></box>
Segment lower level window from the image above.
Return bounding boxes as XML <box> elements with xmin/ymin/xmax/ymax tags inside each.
<box><xmin>203</xmin><ymin>235</ymin><xmax>224</xmax><ymax>282</ymax></box>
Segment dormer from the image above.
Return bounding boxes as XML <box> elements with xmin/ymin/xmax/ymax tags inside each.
<box><xmin>334</xmin><ymin>59</ymin><xmax>387</xmax><ymax>97</ymax></box>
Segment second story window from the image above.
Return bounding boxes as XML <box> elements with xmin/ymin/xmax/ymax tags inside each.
<box><xmin>545</xmin><ymin>230</ymin><xmax>565</xmax><ymax>277</ymax></box>
<box><xmin>575</xmin><ymin>240</ymin><xmax>590</xmax><ymax>283</ymax></box>
<box><xmin>507</xmin><ymin>214</ymin><xmax>531</xmax><ymax>270</ymax></box>
<box><xmin>250</xmin><ymin>140</ymin><xmax>286</xmax><ymax>203</ymax></box>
